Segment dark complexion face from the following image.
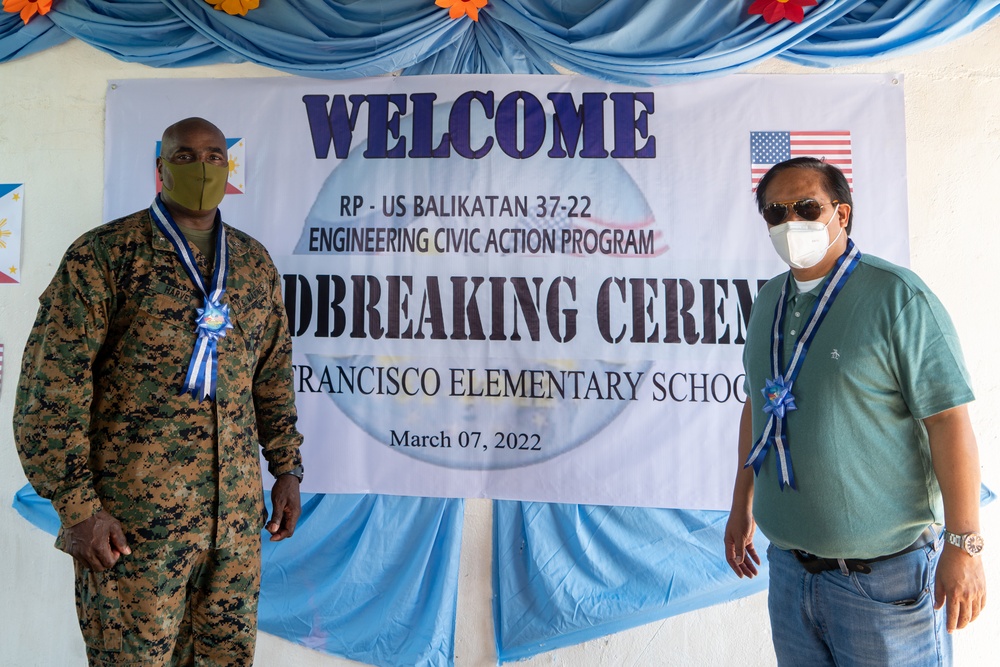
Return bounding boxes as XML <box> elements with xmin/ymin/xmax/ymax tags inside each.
<box><xmin>156</xmin><ymin>118</ymin><xmax>228</xmax><ymax>228</ymax></box>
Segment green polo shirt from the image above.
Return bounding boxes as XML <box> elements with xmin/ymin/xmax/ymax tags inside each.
<box><xmin>743</xmin><ymin>252</ymin><xmax>974</xmax><ymax>559</ymax></box>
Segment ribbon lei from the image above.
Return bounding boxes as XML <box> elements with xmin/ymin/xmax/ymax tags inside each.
<box><xmin>150</xmin><ymin>197</ymin><xmax>232</xmax><ymax>401</ymax></box>
<box><xmin>185</xmin><ymin>299</ymin><xmax>233</xmax><ymax>399</ymax></box>
<box><xmin>743</xmin><ymin>240</ymin><xmax>861</xmax><ymax>490</ymax></box>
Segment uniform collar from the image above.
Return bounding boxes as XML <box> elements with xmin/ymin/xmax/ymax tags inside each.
<box><xmin>149</xmin><ymin>205</ymin><xmax>247</xmax><ymax>257</ymax></box>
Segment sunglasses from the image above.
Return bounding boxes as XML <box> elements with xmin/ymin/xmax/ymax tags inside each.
<box><xmin>762</xmin><ymin>199</ymin><xmax>839</xmax><ymax>226</ymax></box>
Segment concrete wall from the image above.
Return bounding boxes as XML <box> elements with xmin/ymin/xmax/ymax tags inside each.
<box><xmin>1</xmin><ymin>20</ymin><xmax>997</xmax><ymax>666</ymax></box>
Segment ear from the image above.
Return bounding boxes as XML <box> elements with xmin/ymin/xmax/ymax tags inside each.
<box><xmin>156</xmin><ymin>156</ymin><xmax>170</xmax><ymax>191</ymax></box>
<box><xmin>836</xmin><ymin>202</ymin><xmax>851</xmax><ymax>229</ymax></box>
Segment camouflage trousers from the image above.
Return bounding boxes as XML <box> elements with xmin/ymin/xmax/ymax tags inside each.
<box><xmin>75</xmin><ymin>535</ymin><xmax>261</xmax><ymax>666</ymax></box>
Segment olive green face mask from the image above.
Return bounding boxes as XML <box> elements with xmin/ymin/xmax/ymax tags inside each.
<box><xmin>160</xmin><ymin>160</ymin><xmax>228</xmax><ymax>211</ymax></box>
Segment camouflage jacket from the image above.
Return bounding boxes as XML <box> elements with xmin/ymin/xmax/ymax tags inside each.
<box><xmin>13</xmin><ymin>205</ymin><xmax>303</xmax><ymax>548</ymax></box>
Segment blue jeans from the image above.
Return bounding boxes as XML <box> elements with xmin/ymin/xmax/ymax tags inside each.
<box><xmin>766</xmin><ymin>538</ymin><xmax>951</xmax><ymax>666</ymax></box>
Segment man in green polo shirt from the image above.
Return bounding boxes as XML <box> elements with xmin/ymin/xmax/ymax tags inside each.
<box><xmin>724</xmin><ymin>157</ymin><xmax>986</xmax><ymax>666</ymax></box>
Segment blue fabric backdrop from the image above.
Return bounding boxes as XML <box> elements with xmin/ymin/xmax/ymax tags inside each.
<box><xmin>7</xmin><ymin>1</ymin><xmax>1000</xmax><ymax>665</ymax></box>
<box><xmin>3</xmin><ymin>1</ymin><xmax>1000</xmax><ymax>81</ymax></box>
<box><xmin>257</xmin><ymin>494</ymin><xmax>464</xmax><ymax>667</ymax></box>
<box><xmin>14</xmin><ymin>486</ymin><xmax>465</xmax><ymax>667</ymax></box>
<box><xmin>12</xmin><ymin>485</ymin><xmax>997</xmax><ymax>665</ymax></box>
<box><xmin>492</xmin><ymin>503</ymin><xmax>771</xmax><ymax>662</ymax></box>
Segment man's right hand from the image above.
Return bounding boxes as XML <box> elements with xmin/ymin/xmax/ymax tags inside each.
<box><xmin>724</xmin><ymin>509</ymin><xmax>760</xmax><ymax>579</ymax></box>
<box><xmin>62</xmin><ymin>510</ymin><xmax>131</xmax><ymax>572</ymax></box>
<box><xmin>726</xmin><ymin>401</ymin><xmax>761</xmax><ymax>579</ymax></box>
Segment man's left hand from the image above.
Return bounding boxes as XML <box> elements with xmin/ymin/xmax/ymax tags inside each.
<box><xmin>266</xmin><ymin>474</ymin><xmax>302</xmax><ymax>542</ymax></box>
<box><xmin>934</xmin><ymin>545</ymin><xmax>987</xmax><ymax>632</ymax></box>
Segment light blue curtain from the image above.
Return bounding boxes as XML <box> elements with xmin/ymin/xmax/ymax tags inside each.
<box><xmin>13</xmin><ymin>486</ymin><xmax>464</xmax><ymax>667</ymax></box>
<box><xmin>492</xmin><ymin>485</ymin><xmax>996</xmax><ymax>663</ymax></box>
<box><xmin>784</xmin><ymin>0</ymin><xmax>1000</xmax><ymax>66</ymax></box>
<box><xmin>1</xmin><ymin>1</ymin><xmax>998</xmax><ymax>82</ymax></box>
<box><xmin>14</xmin><ymin>484</ymin><xmax>995</xmax><ymax>664</ymax></box>
<box><xmin>48</xmin><ymin>0</ymin><xmax>239</xmax><ymax>66</ymax></box>
<box><xmin>0</xmin><ymin>13</ymin><xmax>68</xmax><ymax>61</ymax></box>
<box><xmin>258</xmin><ymin>493</ymin><xmax>464</xmax><ymax>667</ymax></box>
<box><xmin>492</xmin><ymin>503</ymin><xmax>770</xmax><ymax>662</ymax></box>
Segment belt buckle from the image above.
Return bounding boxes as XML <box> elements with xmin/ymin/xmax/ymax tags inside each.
<box><xmin>844</xmin><ymin>559</ymin><xmax>872</xmax><ymax>575</ymax></box>
<box><xmin>793</xmin><ymin>550</ymin><xmax>829</xmax><ymax>574</ymax></box>
<box><xmin>793</xmin><ymin>551</ymin><xmax>872</xmax><ymax>575</ymax></box>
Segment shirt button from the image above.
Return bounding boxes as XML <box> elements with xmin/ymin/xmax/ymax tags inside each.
<box><xmin>794</xmin><ymin>311</ymin><xmax>801</xmax><ymax>317</ymax></box>
<box><xmin>790</xmin><ymin>329</ymin><xmax>797</xmax><ymax>335</ymax></box>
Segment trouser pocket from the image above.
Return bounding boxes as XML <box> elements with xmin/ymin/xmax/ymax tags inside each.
<box><xmin>75</xmin><ymin>562</ymin><xmax>124</xmax><ymax>653</ymax></box>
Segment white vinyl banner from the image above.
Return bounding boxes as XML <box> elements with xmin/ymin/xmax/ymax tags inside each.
<box><xmin>104</xmin><ymin>74</ymin><xmax>908</xmax><ymax>510</ymax></box>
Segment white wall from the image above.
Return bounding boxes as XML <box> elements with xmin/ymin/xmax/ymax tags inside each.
<box><xmin>1</xmin><ymin>21</ymin><xmax>998</xmax><ymax>667</ymax></box>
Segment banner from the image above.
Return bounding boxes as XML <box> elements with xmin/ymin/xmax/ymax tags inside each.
<box><xmin>104</xmin><ymin>74</ymin><xmax>907</xmax><ymax>509</ymax></box>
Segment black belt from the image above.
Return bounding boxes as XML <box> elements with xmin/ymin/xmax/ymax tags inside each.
<box><xmin>792</xmin><ymin>527</ymin><xmax>937</xmax><ymax>575</ymax></box>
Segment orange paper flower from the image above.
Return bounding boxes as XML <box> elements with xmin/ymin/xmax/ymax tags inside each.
<box><xmin>748</xmin><ymin>0</ymin><xmax>817</xmax><ymax>24</ymax></box>
<box><xmin>206</xmin><ymin>0</ymin><xmax>259</xmax><ymax>17</ymax></box>
<box><xmin>3</xmin><ymin>0</ymin><xmax>52</xmax><ymax>24</ymax></box>
<box><xmin>436</xmin><ymin>0</ymin><xmax>487</xmax><ymax>22</ymax></box>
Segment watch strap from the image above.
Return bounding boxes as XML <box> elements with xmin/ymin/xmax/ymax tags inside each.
<box><xmin>943</xmin><ymin>529</ymin><xmax>984</xmax><ymax>555</ymax></box>
<box><xmin>944</xmin><ymin>530</ymin><xmax>963</xmax><ymax>549</ymax></box>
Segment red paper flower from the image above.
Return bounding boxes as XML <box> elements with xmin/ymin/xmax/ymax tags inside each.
<box><xmin>3</xmin><ymin>0</ymin><xmax>52</xmax><ymax>24</ymax></box>
<box><xmin>748</xmin><ymin>0</ymin><xmax>817</xmax><ymax>24</ymax></box>
<box><xmin>436</xmin><ymin>0</ymin><xmax>488</xmax><ymax>22</ymax></box>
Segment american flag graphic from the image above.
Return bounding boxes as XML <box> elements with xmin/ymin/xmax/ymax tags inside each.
<box><xmin>751</xmin><ymin>131</ymin><xmax>853</xmax><ymax>192</ymax></box>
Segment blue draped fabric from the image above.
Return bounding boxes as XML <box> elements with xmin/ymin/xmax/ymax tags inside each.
<box><xmin>13</xmin><ymin>486</ymin><xmax>465</xmax><ymax>667</ymax></box>
<box><xmin>784</xmin><ymin>0</ymin><xmax>1000</xmax><ymax>66</ymax></box>
<box><xmin>259</xmin><ymin>494</ymin><xmax>464</xmax><ymax>667</ymax></box>
<box><xmin>48</xmin><ymin>0</ymin><xmax>240</xmax><ymax>67</ymax></box>
<box><xmin>157</xmin><ymin>0</ymin><xmax>464</xmax><ymax>77</ymax></box>
<box><xmin>457</xmin><ymin>0</ymin><xmax>861</xmax><ymax>83</ymax></box>
<box><xmin>492</xmin><ymin>503</ymin><xmax>770</xmax><ymax>662</ymax></box>
<box><xmin>12</xmin><ymin>483</ymin><xmax>62</xmax><ymax>536</ymax></box>
<box><xmin>0</xmin><ymin>13</ymin><xmax>69</xmax><ymax>61</ymax></box>
<box><xmin>493</xmin><ymin>485</ymin><xmax>997</xmax><ymax>663</ymax></box>
<box><xmin>16</xmin><ymin>485</ymin><xmax>993</xmax><ymax>665</ymax></box>
<box><xmin>1</xmin><ymin>1</ymin><xmax>999</xmax><ymax>82</ymax></box>
<box><xmin>13</xmin><ymin>485</ymin><xmax>996</xmax><ymax>667</ymax></box>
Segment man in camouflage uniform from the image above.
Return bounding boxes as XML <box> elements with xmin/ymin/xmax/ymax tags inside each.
<box><xmin>14</xmin><ymin>117</ymin><xmax>304</xmax><ymax>665</ymax></box>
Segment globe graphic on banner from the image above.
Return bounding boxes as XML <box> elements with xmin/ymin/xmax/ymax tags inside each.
<box><xmin>294</xmin><ymin>104</ymin><xmax>657</xmax><ymax>469</ymax></box>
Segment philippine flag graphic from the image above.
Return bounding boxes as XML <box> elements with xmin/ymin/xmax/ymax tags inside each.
<box><xmin>224</xmin><ymin>138</ymin><xmax>246</xmax><ymax>195</ymax></box>
<box><xmin>0</xmin><ymin>184</ymin><xmax>25</xmax><ymax>284</ymax></box>
<box><xmin>154</xmin><ymin>138</ymin><xmax>246</xmax><ymax>196</ymax></box>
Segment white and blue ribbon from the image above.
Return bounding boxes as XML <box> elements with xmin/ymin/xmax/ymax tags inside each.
<box><xmin>150</xmin><ymin>197</ymin><xmax>232</xmax><ymax>401</ymax></box>
<box><xmin>744</xmin><ymin>239</ymin><xmax>861</xmax><ymax>490</ymax></box>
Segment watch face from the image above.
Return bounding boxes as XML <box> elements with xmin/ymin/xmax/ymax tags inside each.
<box><xmin>965</xmin><ymin>533</ymin><xmax>985</xmax><ymax>555</ymax></box>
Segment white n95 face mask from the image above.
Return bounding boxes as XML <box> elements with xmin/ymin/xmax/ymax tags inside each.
<box><xmin>768</xmin><ymin>204</ymin><xmax>842</xmax><ymax>269</ymax></box>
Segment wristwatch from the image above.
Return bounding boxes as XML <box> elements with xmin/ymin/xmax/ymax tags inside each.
<box><xmin>943</xmin><ymin>530</ymin><xmax>984</xmax><ymax>556</ymax></box>
<box><xmin>281</xmin><ymin>465</ymin><xmax>304</xmax><ymax>483</ymax></box>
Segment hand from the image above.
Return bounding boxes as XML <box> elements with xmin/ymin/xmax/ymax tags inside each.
<box><xmin>62</xmin><ymin>510</ymin><xmax>131</xmax><ymax>572</ymax></box>
<box><xmin>934</xmin><ymin>545</ymin><xmax>987</xmax><ymax>632</ymax></box>
<box><xmin>724</xmin><ymin>508</ymin><xmax>760</xmax><ymax>579</ymax></box>
<box><xmin>266</xmin><ymin>474</ymin><xmax>302</xmax><ymax>542</ymax></box>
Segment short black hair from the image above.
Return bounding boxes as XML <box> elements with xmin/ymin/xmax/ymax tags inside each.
<box><xmin>755</xmin><ymin>157</ymin><xmax>853</xmax><ymax>234</ymax></box>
